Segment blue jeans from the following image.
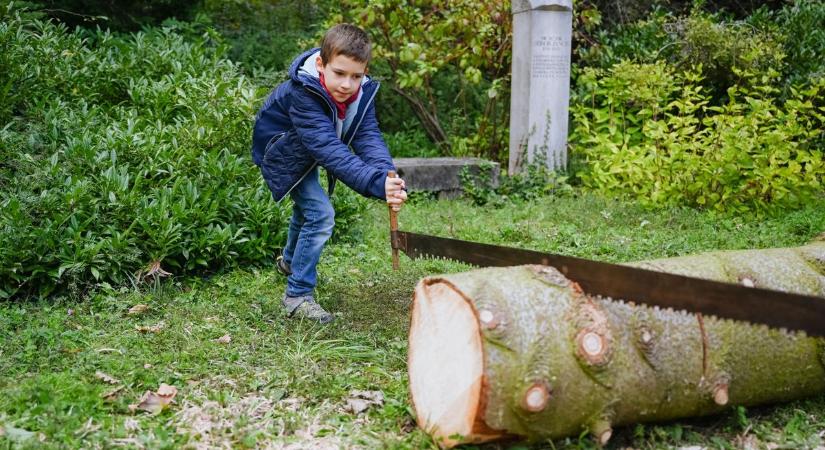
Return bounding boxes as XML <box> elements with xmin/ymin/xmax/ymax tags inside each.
<box><xmin>282</xmin><ymin>167</ymin><xmax>335</xmax><ymax>296</ymax></box>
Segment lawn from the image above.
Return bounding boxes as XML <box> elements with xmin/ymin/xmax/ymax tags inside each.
<box><xmin>2</xmin><ymin>190</ymin><xmax>825</xmax><ymax>449</ymax></box>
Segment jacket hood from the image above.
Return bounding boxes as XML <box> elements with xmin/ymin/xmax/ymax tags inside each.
<box><xmin>288</xmin><ymin>47</ymin><xmax>372</xmax><ymax>88</ymax></box>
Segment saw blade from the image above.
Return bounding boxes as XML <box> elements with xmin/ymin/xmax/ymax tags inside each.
<box><xmin>392</xmin><ymin>230</ymin><xmax>825</xmax><ymax>337</ymax></box>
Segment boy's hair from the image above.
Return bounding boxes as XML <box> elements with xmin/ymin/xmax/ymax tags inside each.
<box><xmin>320</xmin><ymin>24</ymin><xmax>371</xmax><ymax>65</ymax></box>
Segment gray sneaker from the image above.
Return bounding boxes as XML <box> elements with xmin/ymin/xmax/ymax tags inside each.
<box><xmin>282</xmin><ymin>294</ymin><xmax>334</xmax><ymax>324</ymax></box>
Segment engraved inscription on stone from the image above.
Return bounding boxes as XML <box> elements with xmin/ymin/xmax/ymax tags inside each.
<box><xmin>531</xmin><ymin>35</ymin><xmax>570</xmax><ymax>79</ymax></box>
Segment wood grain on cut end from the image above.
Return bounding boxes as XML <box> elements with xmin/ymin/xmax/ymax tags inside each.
<box><xmin>408</xmin><ymin>278</ymin><xmax>503</xmax><ymax>448</ymax></box>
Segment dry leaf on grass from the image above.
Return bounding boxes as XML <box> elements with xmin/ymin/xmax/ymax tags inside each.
<box><xmin>344</xmin><ymin>390</ymin><xmax>384</xmax><ymax>415</ymax></box>
<box><xmin>101</xmin><ymin>385</ymin><xmax>125</xmax><ymax>401</ymax></box>
<box><xmin>124</xmin><ymin>418</ymin><xmax>140</xmax><ymax>432</ymax></box>
<box><xmin>129</xmin><ymin>383</ymin><xmax>178</xmax><ymax>415</ymax></box>
<box><xmin>213</xmin><ymin>334</ymin><xmax>231</xmax><ymax>344</ymax></box>
<box><xmin>128</xmin><ymin>304</ymin><xmax>149</xmax><ymax>315</ymax></box>
<box><xmin>0</xmin><ymin>424</ymin><xmax>35</xmax><ymax>442</ymax></box>
<box><xmin>135</xmin><ymin>322</ymin><xmax>165</xmax><ymax>333</ymax></box>
<box><xmin>95</xmin><ymin>371</ymin><xmax>120</xmax><ymax>385</ymax></box>
<box><xmin>278</xmin><ymin>397</ymin><xmax>304</xmax><ymax>412</ymax></box>
<box><xmin>96</xmin><ymin>348</ymin><xmax>123</xmax><ymax>354</ymax></box>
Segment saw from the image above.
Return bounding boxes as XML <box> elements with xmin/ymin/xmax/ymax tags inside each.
<box><xmin>389</xmin><ymin>229</ymin><xmax>825</xmax><ymax>337</ymax></box>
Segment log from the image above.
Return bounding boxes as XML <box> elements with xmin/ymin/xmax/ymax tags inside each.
<box><xmin>408</xmin><ymin>240</ymin><xmax>825</xmax><ymax>448</ymax></box>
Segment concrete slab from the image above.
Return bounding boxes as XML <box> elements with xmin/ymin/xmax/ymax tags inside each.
<box><xmin>393</xmin><ymin>157</ymin><xmax>500</xmax><ymax>199</ymax></box>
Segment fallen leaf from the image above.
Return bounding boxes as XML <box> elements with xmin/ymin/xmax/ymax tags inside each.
<box><xmin>74</xmin><ymin>418</ymin><xmax>101</xmax><ymax>438</ymax></box>
<box><xmin>138</xmin><ymin>260</ymin><xmax>171</xmax><ymax>283</ymax></box>
<box><xmin>124</xmin><ymin>418</ymin><xmax>140</xmax><ymax>432</ymax></box>
<box><xmin>2</xmin><ymin>425</ymin><xmax>35</xmax><ymax>442</ymax></box>
<box><xmin>95</xmin><ymin>371</ymin><xmax>120</xmax><ymax>385</ymax></box>
<box><xmin>102</xmin><ymin>385</ymin><xmax>125</xmax><ymax>401</ymax></box>
<box><xmin>129</xmin><ymin>383</ymin><xmax>178</xmax><ymax>415</ymax></box>
<box><xmin>96</xmin><ymin>348</ymin><xmax>124</xmax><ymax>354</ymax></box>
<box><xmin>279</xmin><ymin>397</ymin><xmax>304</xmax><ymax>412</ymax></box>
<box><xmin>158</xmin><ymin>384</ymin><xmax>177</xmax><ymax>397</ymax></box>
<box><xmin>128</xmin><ymin>304</ymin><xmax>149</xmax><ymax>315</ymax></box>
<box><xmin>345</xmin><ymin>398</ymin><xmax>371</xmax><ymax>415</ymax></box>
<box><xmin>213</xmin><ymin>334</ymin><xmax>231</xmax><ymax>344</ymax></box>
<box><xmin>344</xmin><ymin>390</ymin><xmax>384</xmax><ymax>415</ymax></box>
<box><xmin>135</xmin><ymin>322</ymin><xmax>165</xmax><ymax>333</ymax></box>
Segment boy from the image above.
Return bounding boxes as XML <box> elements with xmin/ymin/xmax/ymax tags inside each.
<box><xmin>251</xmin><ymin>24</ymin><xmax>407</xmax><ymax>324</ymax></box>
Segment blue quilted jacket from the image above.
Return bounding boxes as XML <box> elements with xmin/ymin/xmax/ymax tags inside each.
<box><xmin>252</xmin><ymin>48</ymin><xmax>395</xmax><ymax>202</ymax></box>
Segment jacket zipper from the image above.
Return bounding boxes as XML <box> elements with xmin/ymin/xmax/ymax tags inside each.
<box><xmin>345</xmin><ymin>84</ymin><xmax>380</xmax><ymax>146</ymax></box>
<box><xmin>280</xmin><ymin>83</ymin><xmax>379</xmax><ymax>202</ymax></box>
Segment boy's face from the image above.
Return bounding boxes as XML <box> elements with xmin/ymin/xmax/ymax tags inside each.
<box><xmin>316</xmin><ymin>54</ymin><xmax>367</xmax><ymax>102</ymax></box>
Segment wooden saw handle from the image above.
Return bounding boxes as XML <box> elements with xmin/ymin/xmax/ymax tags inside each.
<box><xmin>388</xmin><ymin>170</ymin><xmax>399</xmax><ymax>270</ymax></box>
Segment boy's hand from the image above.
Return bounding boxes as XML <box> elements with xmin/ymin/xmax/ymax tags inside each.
<box><xmin>385</xmin><ymin>176</ymin><xmax>407</xmax><ymax>212</ymax></box>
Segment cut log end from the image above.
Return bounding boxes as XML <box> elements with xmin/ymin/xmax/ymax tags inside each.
<box><xmin>408</xmin><ymin>279</ymin><xmax>503</xmax><ymax>447</ymax></box>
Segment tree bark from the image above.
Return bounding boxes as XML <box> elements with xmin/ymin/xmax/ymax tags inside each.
<box><xmin>408</xmin><ymin>240</ymin><xmax>825</xmax><ymax>448</ymax></box>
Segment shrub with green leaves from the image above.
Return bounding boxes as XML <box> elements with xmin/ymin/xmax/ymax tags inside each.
<box><xmin>571</xmin><ymin>60</ymin><xmax>824</xmax><ymax>214</ymax></box>
<box><xmin>0</xmin><ymin>6</ymin><xmax>366</xmax><ymax>299</ymax></box>
<box><xmin>775</xmin><ymin>0</ymin><xmax>825</xmax><ymax>88</ymax></box>
<box><xmin>579</xmin><ymin>9</ymin><xmax>786</xmax><ymax>101</ymax></box>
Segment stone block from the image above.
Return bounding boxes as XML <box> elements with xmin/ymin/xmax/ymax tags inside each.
<box><xmin>393</xmin><ymin>157</ymin><xmax>500</xmax><ymax>199</ymax></box>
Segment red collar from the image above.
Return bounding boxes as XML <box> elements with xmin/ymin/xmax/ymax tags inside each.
<box><xmin>319</xmin><ymin>72</ymin><xmax>360</xmax><ymax>119</ymax></box>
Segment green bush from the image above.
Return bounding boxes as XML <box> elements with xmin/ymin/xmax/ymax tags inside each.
<box><xmin>677</xmin><ymin>12</ymin><xmax>785</xmax><ymax>98</ymax></box>
<box><xmin>578</xmin><ymin>9</ymin><xmax>676</xmax><ymax>67</ymax></box>
<box><xmin>383</xmin><ymin>129</ymin><xmax>440</xmax><ymax>158</ymax></box>
<box><xmin>775</xmin><ymin>0</ymin><xmax>825</xmax><ymax>88</ymax></box>
<box><xmin>197</xmin><ymin>0</ymin><xmax>334</xmax><ymax>73</ymax></box>
<box><xmin>580</xmin><ymin>10</ymin><xmax>785</xmax><ymax>101</ymax></box>
<box><xmin>571</xmin><ymin>60</ymin><xmax>824</xmax><ymax>214</ymax></box>
<box><xmin>0</xmin><ymin>7</ymin><xmax>364</xmax><ymax>299</ymax></box>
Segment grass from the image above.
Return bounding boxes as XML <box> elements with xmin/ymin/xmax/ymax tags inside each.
<box><xmin>1</xmin><ymin>189</ymin><xmax>825</xmax><ymax>449</ymax></box>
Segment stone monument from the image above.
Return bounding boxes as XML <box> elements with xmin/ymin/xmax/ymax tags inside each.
<box><xmin>508</xmin><ymin>0</ymin><xmax>573</xmax><ymax>174</ymax></box>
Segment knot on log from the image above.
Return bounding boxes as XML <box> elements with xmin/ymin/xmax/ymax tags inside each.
<box><xmin>589</xmin><ymin>418</ymin><xmax>613</xmax><ymax>446</ymax></box>
<box><xmin>475</xmin><ymin>300</ymin><xmax>506</xmax><ymax>328</ymax></box>
<box><xmin>800</xmin><ymin>244</ymin><xmax>825</xmax><ymax>273</ymax></box>
<box><xmin>713</xmin><ymin>382</ymin><xmax>730</xmax><ymax>406</ymax></box>
<box><xmin>474</xmin><ymin>300</ymin><xmax>510</xmax><ymax>341</ymax></box>
<box><xmin>572</xmin><ymin>298</ymin><xmax>613</xmax><ymax>368</ymax></box>
<box><xmin>520</xmin><ymin>380</ymin><xmax>552</xmax><ymax>413</ymax></box>
<box><xmin>531</xmin><ymin>265</ymin><xmax>570</xmax><ymax>288</ymax></box>
<box><xmin>636</xmin><ymin>322</ymin><xmax>656</xmax><ymax>353</ymax></box>
<box><xmin>632</xmin><ymin>310</ymin><xmax>664</xmax><ymax>369</ymax></box>
<box><xmin>699</xmin><ymin>372</ymin><xmax>731</xmax><ymax>406</ymax></box>
<box><xmin>738</xmin><ymin>275</ymin><xmax>757</xmax><ymax>288</ymax></box>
